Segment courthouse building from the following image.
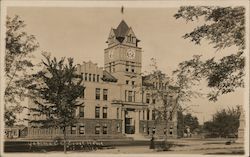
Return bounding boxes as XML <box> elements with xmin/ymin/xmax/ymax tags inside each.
<box><xmin>27</xmin><ymin>20</ymin><xmax>178</xmax><ymax>140</ymax></box>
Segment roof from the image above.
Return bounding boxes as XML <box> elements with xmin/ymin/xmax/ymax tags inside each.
<box><xmin>102</xmin><ymin>70</ymin><xmax>118</xmax><ymax>82</ymax></box>
<box><xmin>112</xmin><ymin>20</ymin><xmax>140</xmax><ymax>43</ymax></box>
<box><xmin>114</xmin><ymin>20</ymin><xmax>129</xmax><ymax>38</ymax></box>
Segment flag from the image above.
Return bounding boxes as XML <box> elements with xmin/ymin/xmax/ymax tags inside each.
<box><xmin>121</xmin><ymin>6</ymin><xmax>124</xmax><ymax>14</ymax></box>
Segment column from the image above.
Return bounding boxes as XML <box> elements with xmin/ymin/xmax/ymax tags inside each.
<box><xmin>144</xmin><ymin>109</ymin><xmax>147</xmax><ymax>120</ymax></box>
<box><xmin>135</xmin><ymin>110</ymin><xmax>140</xmax><ymax>134</ymax></box>
<box><xmin>121</xmin><ymin>109</ymin><xmax>125</xmax><ymax>134</ymax></box>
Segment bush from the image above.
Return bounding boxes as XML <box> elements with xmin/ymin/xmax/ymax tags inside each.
<box><xmin>157</xmin><ymin>141</ymin><xmax>173</xmax><ymax>151</ymax></box>
<box><xmin>53</xmin><ymin>137</ymin><xmax>63</xmax><ymax>145</ymax></box>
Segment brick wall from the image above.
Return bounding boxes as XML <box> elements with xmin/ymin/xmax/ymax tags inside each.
<box><xmin>139</xmin><ymin>120</ymin><xmax>177</xmax><ymax>138</ymax></box>
<box><xmin>27</xmin><ymin>119</ymin><xmax>123</xmax><ymax>140</ymax></box>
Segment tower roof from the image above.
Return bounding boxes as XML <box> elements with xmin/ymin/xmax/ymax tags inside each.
<box><xmin>107</xmin><ymin>20</ymin><xmax>140</xmax><ymax>44</ymax></box>
<box><xmin>114</xmin><ymin>20</ymin><xmax>129</xmax><ymax>38</ymax></box>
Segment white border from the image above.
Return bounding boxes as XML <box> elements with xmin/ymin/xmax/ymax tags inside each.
<box><xmin>0</xmin><ymin>1</ymin><xmax>249</xmax><ymax>157</ymax></box>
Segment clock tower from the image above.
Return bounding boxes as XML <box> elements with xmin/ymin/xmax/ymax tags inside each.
<box><xmin>104</xmin><ymin>20</ymin><xmax>142</xmax><ymax>84</ymax></box>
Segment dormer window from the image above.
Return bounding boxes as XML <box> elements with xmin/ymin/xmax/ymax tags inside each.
<box><xmin>127</xmin><ymin>35</ymin><xmax>132</xmax><ymax>43</ymax></box>
<box><xmin>132</xmin><ymin>37</ymin><xmax>136</xmax><ymax>43</ymax></box>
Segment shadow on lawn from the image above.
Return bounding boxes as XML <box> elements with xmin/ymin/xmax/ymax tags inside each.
<box><xmin>205</xmin><ymin>150</ymin><xmax>244</xmax><ymax>155</ymax></box>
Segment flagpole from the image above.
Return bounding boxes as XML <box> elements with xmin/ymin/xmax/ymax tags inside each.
<box><xmin>121</xmin><ymin>6</ymin><xmax>124</xmax><ymax>20</ymax></box>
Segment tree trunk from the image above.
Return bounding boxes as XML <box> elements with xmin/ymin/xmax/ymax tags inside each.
<box><xmin>63</xmin><ymin>127</ymin><xmax>67</xmax><ymax>154</ymax></box>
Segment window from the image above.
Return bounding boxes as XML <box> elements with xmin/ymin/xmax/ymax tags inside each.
<box><xmin>127</xmin><ymin>35</ymin><xmax>132</xmax><ymax>42</ymax></box>
<box><xmin>93</xmin><ymin>74</ymin><xmax>96</xmax><ymax>82</ymax></box>
<box><xmin>79</xmin><ymin>125</ymin><xmax>85</xmax><ymax>134</ymax></box>
<box><xmin>117</xmin><ymin>108</ymin><xmax>119</xmax><ymax>119</ymax></box>
<box><xmin>95</xmin><ymin>126</ymin><xmax>100</xmax><ymax>134</ymax></box>
<box><xmin>112</xmin><ymin>63</ymin><xmax>115</xmax><ymax>72</ymax></box>
<box><xmin>103</xmin><ymin>107</ymin><xmax>107</xmax><ymax>118</ymax></box>
<box><xmin>97</xmin><ymin>75</ymin><xmax>100</xmax><ymax>82</ymax></box>
<box><xmin>95</xmin><ymin>107</ymin><xmax>100</xmax><ymax>118</ymax></box>
<box><xmin>103</xmin><ymin>125</ymin><xmax>107</xmax><ymax>134</ymax></box>
<box><xmin>132</xmin><ymin>37</ymin><xmax>136</xmax><ymax>43</ymax></box>
<box><xmin>128</xmin><ymin>91</ymin><xmax>133</xmax><ymax>102</ymax></box>
<box><xmin>117</xmin><ymin>123</ymin><xmax>120</xmax><ymax>132</ymax></box>
<box><xmin>169</xmin><ymin>114</ymin><xmax>173</xmax><ymax>121</ymax></box>
<box><xmin>169</xmin><ymin>126</ymin><xmax>173</xmax><ymax>135</ymax></box>
<box><xmin>126</xmin><ymin>61</ymin><xmax>129</xmax><ymax>72</ymax></box>
<box><xmin>80</xmin><ymin>88</ymin><xmax>84</xmax><ymax>98</ymax></box>
<box><xmin>143</xmin><ymin>125</ymin><xmax>147</xmax><ymax>133</ymax></box>
<box><xmin>134</xmin><ymin>91</ymin><xmax>136</xmax><ymax>102</ymax></box>
<box><xmin>152</xmin><ymin>99</ymin><xmax>156</xmax><ymax>104</ymax></box>
<box><xmin>85</xmin><ymin>73</ymin><xmax>88</xmax><ymax>81</ymax></box>
<box><xmin>152</xmin><ymin>110</ymin><xmax>155</xmax><ymax>120</ymax></box>
<box><xmin>81</xmin><ymin>73</ymin><xmax>83</xmax><ymax>79</ymax></box>
<box><xmin>131</xmin><ymin>68</ymin><xmax>135</xmax><ymax>73</ymax></box>
<box><xmin>109</xmin><ymin>63</ymin><xmax>112</xmax><ymax>72</ymax></box>
<box><xmin>79</xmin><ymin>106</ymin><xmax>84</xmax><ymax>117</ymax></box>
<box><xmin>89</xmin><ymin>74</ymin><xmax>92</xmax><ymax>81</ymax></box>
<box><xmin>169</xmin><ymin>96</ymin><xmax>174</xmax><ymax>103</ymax></box>
<box><xmin>126</xmin><ymin>80</ymin><xmax>129</xmax><ymax>85</ymax></box>
<box><xmin>143</xmin><ymin>110</ymin><xmax>145</xmax><ymax>120</ymax></box>
<box><xmin>71</xmin><ymin>126</ymin><xmax>76</xmax><ymax>134</ymax></box>
<box><xmin>131</xmin><ymin>81</ymin><xmax>135</xmax><ymax>85</ymax></box>
<box><xmin>103</xmin><ymin>89</ymin><xmax>108</xmax><ymax>101</ymax></box>
<box><xmin>147</xmin><ymin>109</ymin><xmax>150</xmax><ymax>120</ymax></box>
<box><xmin>146</xmin><ymin>93</ymin><xmax>150</xmax><ymax>104</ymax></box>
<box><xmin>125</xmin><ymin>90</ymin><xmax>127</xmax><ymax>101</ymax></box>
<box><xmin>164</xmin><ymin>128</ymin><xmax>167</xmax><ymax>135</ymax></box>
<box><xmin>96</xmin><ymin>88</ymin><xmax>100</xmax><ymax>100</ymax></box>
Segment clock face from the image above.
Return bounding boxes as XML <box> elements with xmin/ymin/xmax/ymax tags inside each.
<box><xmin>108</xmin><ymin>49</ymin><xmax>113</xmax><ymax>59</ymax></box>
<box><xmin>126</xmin><ymin>49</ymin><xmax>135</xmax><ymax>59</ymax></box>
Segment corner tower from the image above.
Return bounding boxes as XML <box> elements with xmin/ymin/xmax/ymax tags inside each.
<box><xmin>104</xmin><ymin>20</ymin><xmax>142</xmax><ymax>84</ymax></box>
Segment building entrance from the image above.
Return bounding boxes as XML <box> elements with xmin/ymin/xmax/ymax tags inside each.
<box><xmin>125</xmin><ymin>108</ymin><xmax>136</xmax><ymax>134</ymax></box>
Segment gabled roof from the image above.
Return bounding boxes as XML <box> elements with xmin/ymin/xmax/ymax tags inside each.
<box><xmin>102</xmin><ymin>70</ymin><xmax>118</xmax><ymax>82</ymax></box>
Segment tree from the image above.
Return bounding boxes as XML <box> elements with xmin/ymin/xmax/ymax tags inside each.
<box><xmin>174</xmin><ymin>6</ymin><xmax>245</xmax><ymax>101</ymax></box>
<box><xmin>177</xmin><ymin>112</ymin><xmax>199</xmax><ymax>137</ymax></box>
<box><xmin>203</xmin><ymin>107</ymin><xmax>240</xmax><ymax>138</ymax></box>
<box><xmin>28</xmin><ymin>54</ymin><xmax>84</xmax><ymax>153</ymax></box>
<box><xmin>5</xmin><ymin>15</ymin><xmax>39</xmax><ymax>126</ymax></box>
<box><xmin>177</xmin><ymin>111</ymin><xmax>184</xmax><ymax>137</ymax></box>
<box><xmin>183</xmin><ymin>113</ymin><xmax>199</xmax><ymax>133</ymax></box>
<box><xmin>142</xmin><ymin>58</ymin><xmax>201</xmax><ymax>149</ymax></box>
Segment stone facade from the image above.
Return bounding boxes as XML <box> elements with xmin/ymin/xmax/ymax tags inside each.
<box><xmin>27</xmin><ymin>20</ymin><xmax>178</xmax><ymax>140</ymax></box>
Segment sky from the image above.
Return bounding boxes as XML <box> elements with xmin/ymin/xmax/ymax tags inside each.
<box><xmin>7</xmin><ymin>7</ymin><xmax>245</xmax><ymax>124</ymax></box>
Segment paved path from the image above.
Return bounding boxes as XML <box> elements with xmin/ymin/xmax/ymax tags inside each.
<box><xmin>79</xmin><ymin>138</ymin><xmax>244</xmax><ymax>155</ymax></box>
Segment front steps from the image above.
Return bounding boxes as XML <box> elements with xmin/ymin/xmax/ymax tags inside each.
<box><xmin>125</xmin><ymin>134</ymin><xmax>149</xmax><ymax>141</ymax></box>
